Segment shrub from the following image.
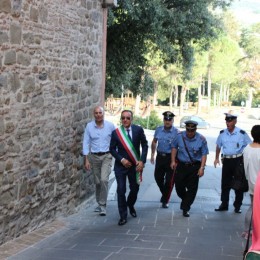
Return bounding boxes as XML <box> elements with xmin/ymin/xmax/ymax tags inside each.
<box><xmin>133</xmin><ymin>110</ymin><xmax>162</xmax><ymax>130</ymax></box>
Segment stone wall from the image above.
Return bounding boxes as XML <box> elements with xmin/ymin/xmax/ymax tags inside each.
<box><xmin>0</xmin><ymin>0</ymin><xmax>104</xmax><ymax>244</ymax></box>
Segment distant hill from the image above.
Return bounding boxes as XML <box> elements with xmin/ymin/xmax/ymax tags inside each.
<box><xmin>230</xmin><ymin>0</ymin><xmax>260</xmax><ymax>26</ymax></box>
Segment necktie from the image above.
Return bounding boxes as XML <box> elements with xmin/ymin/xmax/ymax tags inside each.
<box><xmin>126</xmin><ymin>129</ymin><xmax>132</xmax><ymax>141</ymax></box>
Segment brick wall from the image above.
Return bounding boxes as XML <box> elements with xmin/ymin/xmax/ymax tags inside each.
<box><xmin>0</xmin><ymin>0</ymin><xmax>104</xmax><ymax>244</ymax></box>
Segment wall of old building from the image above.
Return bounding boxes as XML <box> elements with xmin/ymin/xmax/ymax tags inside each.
<box><xmin>0</xmin><ymin>0</ymin><xmax>104</xmax><ymax>244</ymax></box>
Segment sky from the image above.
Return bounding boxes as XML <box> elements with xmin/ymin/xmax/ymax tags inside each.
<box><xmin>230</xmin><ymin>0</ymin><xmax>260</xmax><ymax>26</ymax></box>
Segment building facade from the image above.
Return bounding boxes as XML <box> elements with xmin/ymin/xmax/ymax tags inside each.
<box><xmin>0</xmin><ymin>0</ymin><xmax>105</xmax><ymax>244</ymax></box>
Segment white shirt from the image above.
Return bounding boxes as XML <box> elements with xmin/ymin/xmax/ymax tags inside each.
<box><xmin>243</xmin><ymin>144</ymin><xmax>260</xmax><ymax>195</ymax></box>
<box><xmin>82</xmin><ymin>120</ymin><xmax>115</xmax><ymax>155</ymax></box>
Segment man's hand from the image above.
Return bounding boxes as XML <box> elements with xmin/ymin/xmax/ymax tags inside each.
<box><xmin>197</xmin><ymin>168</ymin><xmax>204</xmax><ymax>177</ymax></box>
<box><xmin>122</xmin><ymin>158</ymin><xmax>133</xmax><ymax>168</ymax></box>
<box><xmin>85</xmin><ymin>158</ymin><xmax>91</xmax><ymax>171</ymax></box>
<box><xmin>150</xmin><ymin>153</ymin><xmax>155</xmax><ymax>164</ymax></box>
<box><xmin>170</xmin><ymin>161</ymin><xmax>177</xmax><ymax>170</ymax></box>
<box><xmin>214</xmin><ymin>158</ymin><xmax>220</xmax><ymax>168</ymax></box>
<box><xmin>136</xmin><ymin>161</ymin><xmax>144</xmax><ymax>172</ymax></box>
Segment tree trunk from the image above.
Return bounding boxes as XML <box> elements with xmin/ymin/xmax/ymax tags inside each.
<box><xmin>196</xmin><ymin>83</ymin><xmax>202</xmax><ymax>114</ymax></box>
<box><xmin>169</xmin><ymin>85</ymin><xmax>173</xmax><ymax>110</ymax></box>
<box><xmin>207</xmin><ymin>69</ymin><xmax>211</xmax><ymax>113</ymax></box>
<box><xmin>174</xmin><ymin>85</ymin><xmax>178</xmax><ymax>107</ymax></box>
<box><xmin>213</xmin><ymin>91</ymin><xmax>217</xmax><ymax>107</ymax></box>
<box><xmin>179</xmin><ymin>85</ymin><xmax>186</xmax><ymax>116</ymax></box>
<box><xmin>227</xmin><ymin>85</ymin><xmax>230</xmax><ymax>102</ymax></box>
<box><xmin>219</xmin><ymin>83</ymin><xmax>223</xmax><ymax>106</ymax></box>
<box><xmin>153</xmin><ymin>81</ymin><xmax>158</xmax><ymax>108</ymax></box>
<box><xmin>247</xmin><ymin>87</ymin><xmax>254</xmax><ymax>108</ymax></box>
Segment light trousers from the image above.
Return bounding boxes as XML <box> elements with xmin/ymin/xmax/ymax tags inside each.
<box><xmin>89</xmin><ymin>153</ymin><xmax>113</xmax><ymax>206</ymax></box>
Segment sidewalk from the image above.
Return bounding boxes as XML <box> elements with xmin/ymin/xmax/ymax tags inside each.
<box><xmin>1</xmin><ymin>129</ymin><xmax>250</xmax><ymax>260</ymax></box>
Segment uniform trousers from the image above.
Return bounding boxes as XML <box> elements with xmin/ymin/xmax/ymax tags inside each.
<box><xmin>154</xmin><ymin>153</ymin><xmax>175</xmax><ymax>203</ymax></box>
<box><xmin>89</xmin><ymin>153</ymin><xmax>113</xmax><ymax>207</ymax></box>
<box><xmin>115</xmin><ymin>166</ymin><xmax>139</xmax><ymax>219</ymax></box>
<box><xmin>221</xmin><ymin>156</ymin><xmax>244</xmax><ymax>209</ymax></box>
<box><xmin>175</xmin><ymin>162</ymin><xmax>200</xmax><ymax>211</ymax></box>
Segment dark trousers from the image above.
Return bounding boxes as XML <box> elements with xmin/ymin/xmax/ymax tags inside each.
<box><xmin>221</xmin><ymin>157</ymin><xmax>244</xmax><ymax>209</ymax></box>
<box><xmin>175</xmin><ymin>162</ymin><xmax>200</xmax><ymax>211</ymax></box>
<box><xmin>115</xmin><ymin>166</ymin><xmax>139</xmax><ymax>219</ymax></box>
<box><xmin>154</xmin><ymin>154</ymin><xmax>175</xmax><ymax>203</ymax></box>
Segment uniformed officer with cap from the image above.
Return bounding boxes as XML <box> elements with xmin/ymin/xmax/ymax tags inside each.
<box><xmin>214</xmin><ymin>113</ymin><xmax>251</xmax><ymax>213</ymax></box>
<box><xmin>170</xmin><ymin>120</ymin><xmax>209</xmax><ymax>217</ymax></box>
<box><xmin>151</xmin><ymin>111</ymin><xmax>179</xmax><ymax>208</ymax></box>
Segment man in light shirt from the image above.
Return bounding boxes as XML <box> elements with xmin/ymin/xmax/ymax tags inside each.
<box><xmin>82</xmin><ymin>106</ymin><xmax>115</xmax><ymax>216</ymax></box>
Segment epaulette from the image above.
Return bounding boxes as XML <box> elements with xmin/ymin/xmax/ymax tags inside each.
<box><xmin>200</xmin><ymin>135</ymin><xmax>206</xmax><ymax>141</ymax></box>
<box><xmin>240</xmin><ymin>129</ymin><xmax>245</xmax><ymax>134</ymax></box>
<box><xmin>220</xmin><ymin>130</ymin><xmax>224</xmax><ymax>134</ymax></box>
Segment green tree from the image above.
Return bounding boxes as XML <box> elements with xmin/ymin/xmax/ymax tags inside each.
<box><xmin>106</xmin><ymin>0</ymin><xmax>233</xmax><ymax>98</ymax></box>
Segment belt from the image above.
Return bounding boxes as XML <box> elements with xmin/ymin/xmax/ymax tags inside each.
<box><xmin>222</xmin><ymin>153</ymin><xmax>243</xmax><ymax>159</ymax></box>
<box><xmin>91</xmin><ymin>151</ymin><xmax>110</xmax><ymax>156</ymax></box>
<box><xmin>179</xmin><ymin>161</ymin><xmax>200</xmax><ymax>166</ymax></box>
<box><xmin>157</xmin><ymin>151</ymin><xmax>171</xmax><ymax>157</ymax></box>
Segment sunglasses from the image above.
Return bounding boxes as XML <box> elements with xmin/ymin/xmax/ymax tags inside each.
<box><xmin>164</xmin><ymin>118</ymin><xmax>173</xmax><ymax>121</ymax></box>
<box><xmin>186</xmin><ymin>128</ymin><xmax>196</xmax><ymax>132</ymax></box>
<box><xmin>225</xmin><ymin>118</ymin><xmax>234</xmax><ymax>122</ymax></box>
<box><xmin>121</xmin><ymin>116</ymin><xmax>131</xmax><ymax>120</ymax></box>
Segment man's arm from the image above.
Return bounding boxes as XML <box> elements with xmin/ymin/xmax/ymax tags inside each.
<box><xmin>170</xmin><ymin>148</ymin><xmax>178</xmax><ymax>170</ymax></box>
<box><xmin>139</xmin><ymin>127</ymin><xmax>148</xmax><ymax>164</ymax></box>
<box><xmin>82</xmin><ymin>125</ymin><xmax>91</xmax><ymax>170</ymax></box>
<box><xmin>150</xmin><ymin>138</ymin><xmax>157</xmax><ymax>164</ymax></box>
<box><xmin>214</xmin><ymin>145</ymin><xmax>221</xmax><ymax>168</ymax></box>
<box><xmin>198</xmin><ymin>155</ymin><xmax>207</xmax><ymax>177</ymax></box>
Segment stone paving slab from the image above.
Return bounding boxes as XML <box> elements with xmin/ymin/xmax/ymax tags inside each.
<box><xmin>2</xmin><ymin>127</ymin><xmax>251</xmax><ymax>260</ymax></box>
<box><xmin>4</xmin><ymin>198</ymin><xmax>248</xmax><ymax>260</ymax></box>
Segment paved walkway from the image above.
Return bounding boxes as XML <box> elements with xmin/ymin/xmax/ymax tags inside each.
<box><xmin>1</xmin><ymin>129</ymin><xmax>251</xmax><ymax>260</ymax></box>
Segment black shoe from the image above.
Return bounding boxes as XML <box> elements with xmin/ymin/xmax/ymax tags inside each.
<box><xmin>162</xmin><ymin>203</ymin><xmax>169</xmax><ymax>208</ymax></box>
<box><xmin>234</xmin><ymin>208</ymin><xmax>242</xmax><ymax>214</ymax></box>
<box><xmin>128</xmin><ymin>206</ymin><xmax>137</xmax><ymax>218</ymax></box>
<box><xmin>118</xmin><ymin>219</ymin><xmax>127</xmax><ymax>226</ymax></box>
<box><xmin>215</xmin><ymin>204</ymin><xmax>228</xmax><ymax>211</ymax></box>
<box><xmin>183</xmin><ymin>210</ymin><xmax>190</xmax><ymax>217</ymax></box>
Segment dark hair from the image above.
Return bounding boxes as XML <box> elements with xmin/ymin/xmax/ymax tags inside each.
<box><xmin>121</xmin><ymin>110</ymin><xmax>133</xmax><ymax>118</ymax></box>
<box><xmin>251</xmin><ymin>125</ymin><xmax>260</xmax><ymax>143</ymax></box>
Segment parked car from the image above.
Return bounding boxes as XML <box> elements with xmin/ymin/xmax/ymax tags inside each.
<box><xmin>179</xmin><ymin>115</ymin><xmax>210</xmax><ymax>129</ymax></box>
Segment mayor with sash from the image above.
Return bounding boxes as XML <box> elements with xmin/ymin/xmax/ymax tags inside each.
<box><xmin>110</xmin><ymin>110</ymin><xmax>148</xmax><ymax>226</ymax></box>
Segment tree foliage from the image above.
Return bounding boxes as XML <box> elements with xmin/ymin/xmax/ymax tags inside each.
<box><xmin>106</xmin><ymin>0</ymin><xmax>233</xmax><ymax>97</ymax></box>
<box><xmin>239</xmin><ymin>23</ymin><xmax>260</xmax><ymax>91</ymax></box>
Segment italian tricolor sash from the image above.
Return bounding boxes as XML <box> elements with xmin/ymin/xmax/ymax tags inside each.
<box><xmin>116</xmin><ymin>126</ymin><xmax>142</xmax><ymax>184</ymax></box>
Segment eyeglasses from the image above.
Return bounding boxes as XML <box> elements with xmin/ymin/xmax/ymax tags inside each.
<box><xmin>225</xmin><ymin>118</ymin><xmax>234</xmax><ymax>122</ymax></box>
<box><xmin>186</xmin><ymin>128</ymin><xmax>196</xmax><ymax>132</ymax></box>
<box><xmin>121</xmin><ymin>116</ymin><xmax>131</xmax><ymax>120</ymax></box>
<box><xmin>164</xmin><ymin>118</ymin><xmax>173</xmax><ymax>121</ymax></box>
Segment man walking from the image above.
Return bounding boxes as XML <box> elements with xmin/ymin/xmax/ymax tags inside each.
<box><xmin>214</xmin><ymin>113</ymin><xmax>251</xmax><ymax>213</ymax></box>
<box><xmin>82</xmin><ymin>106</ymin><xmax>115</xmax><ymax>216</ymax></box>
<box><xmin>151</xmin><ymin>111</ymin><xmax>179</xmax><ymax>208</ymax></box>
<box><xmin>110</xmin><ymin>110</ymin><xmax>148</xmax><ymax>226</ymax></box>
<box><xmin>170</xmin><ymin>120</ymin><xmax>209</xmax><ymax>217</ymax></box>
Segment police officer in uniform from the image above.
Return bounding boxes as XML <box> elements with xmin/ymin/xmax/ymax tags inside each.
<box><xmin>214</xmin><ymin>113</ymin><xmax>251</xmax><ymax>213</ymax></box>
<box><xmin>170</xmin><ymin>120</ymin><xmax>209</xmax><ymax>217</ymax></box>
<box><xmin>151</xmin><ymin>111</ymin><xmax>179</xmax><ymax>208</ymax></box>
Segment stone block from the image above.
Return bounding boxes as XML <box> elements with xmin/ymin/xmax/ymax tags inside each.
<box><xmin>9</xmin><ymin>73</ymin><xmax>21</xmax><ymax>93</ymax></box>
<box><xmin>0</xmin><ymin>0</ymin><xmax>11</xmax><ymax>13</ymax></box>
<box><xmin>0</xmin><ymin>31</ymin><xmax>9</xmax><ymax>44</ymax></box>
<box><xmin>4</xmin><ymin>50</ymin><xmax>16</xmax><ymax>65</ymax></box>
<box><xmin>10</xmin><ymin>24</ymin><xmax>22</xmax><ymax>44</ymax></box>
<box><xmin>17</xmin><ymin>52</ymin><xmax>31</xmax><ymax>66</ymax></box>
